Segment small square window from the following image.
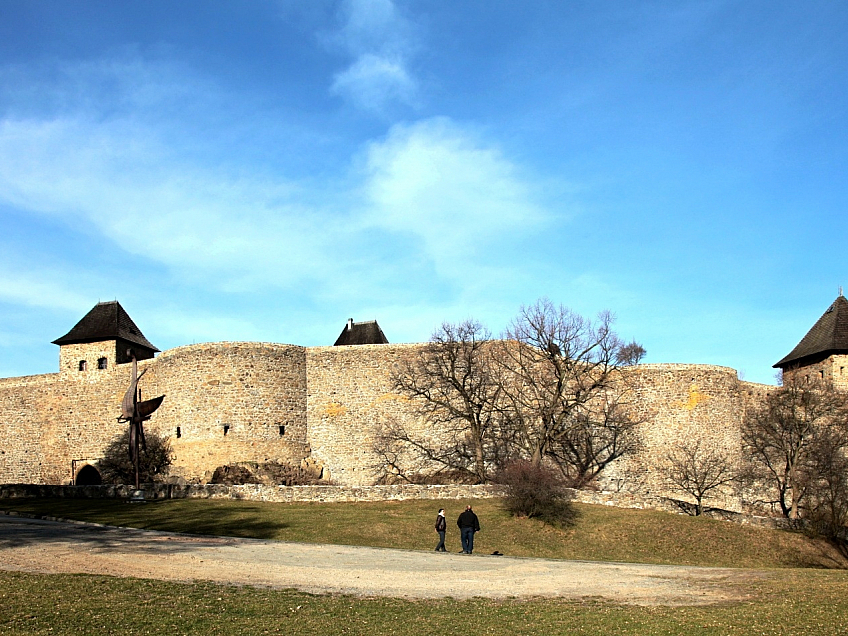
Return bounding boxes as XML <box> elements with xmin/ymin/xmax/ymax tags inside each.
<box><xmin>97</xmin><ymin>357</ymin><xmax>107</xmax><ymax>370</ymax></box>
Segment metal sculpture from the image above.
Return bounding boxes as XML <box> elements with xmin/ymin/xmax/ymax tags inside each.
<box><xmin>118</xmin><ymin>351</ymin><xmax>165</xmax><ymax>490</ymax></box>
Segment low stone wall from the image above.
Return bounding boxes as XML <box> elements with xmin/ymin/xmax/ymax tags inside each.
<box><xmin>0</xmin><ymin>483</ymin><xmax>507</xmax><ymax>503</ymax></box>
<box><xmin>565</xmin><ymin>488</ymin><xmax>794</xmax><ymax>531</ymax></box>
<box><xmin>0</xmin><ymin>482</ymin><xmax>794</xmax><ymax>531</ymax></box>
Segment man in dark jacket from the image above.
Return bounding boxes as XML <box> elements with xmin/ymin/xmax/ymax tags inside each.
<box><xmin>434</xmin><ymin>508</ymin><xmax>447</xmax><ymax>552</ymax></box>
<box><xmin>457</xmin><ymin>505</ymin><xmax>480</xmax><ymax>554</ymax></box>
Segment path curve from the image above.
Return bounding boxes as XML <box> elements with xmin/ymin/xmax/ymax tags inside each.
<box><xmin>0</xmin><ymin>515</ymin><xmax>762</xmax><ymax>606</ymax></box>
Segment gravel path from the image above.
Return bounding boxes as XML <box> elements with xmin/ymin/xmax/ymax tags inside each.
<box><xmin>0</xmin><ymin>515</ymin><xmax>761</xmax><ymax>605</ymax></box>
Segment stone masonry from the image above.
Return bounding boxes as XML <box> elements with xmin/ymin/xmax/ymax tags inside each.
<box><xmin>0</xmin><ymin>336</ymin><xmax>778</xmax><ymax>514</ymax></box>
<box><xmin>9</xmin><ymin>296</ymin><xmax>848</xmax><ymax>512</ymax></box>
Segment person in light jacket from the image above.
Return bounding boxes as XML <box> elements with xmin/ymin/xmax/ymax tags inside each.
<box><xmin>434</xmin><ymin>508</ymin><xmax>447</xmax><ymax>552</ymax></box>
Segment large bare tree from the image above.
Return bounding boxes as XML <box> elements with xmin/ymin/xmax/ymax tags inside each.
<box><xmin>806</xmin><ymin>426</ymin><xmax>848</xmax><ymax>546</ymax></box>
<box><xmin>386</xmin><ymin>300</ymin><xmax>643</xmax><ymax>487</ymax></box>
<box><xmin>386</xmin><ymin>319</ymin><xmax>503</xmax><ymax>482</ymax></box>
<box><xmin>743</xmin><ymin>377</ymin><xmax>848</xmax><ymax>519</ymax></box>
<box><xmin>495</xmin><ymin>298</ymin><xmax>641</xmax><ymax>486</ymax></box>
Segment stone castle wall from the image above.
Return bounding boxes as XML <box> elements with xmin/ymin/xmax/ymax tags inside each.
<box><xmin>306</xmin><ymin>344</ymin><xmax>421</xmax><ymax>486</ymax></box>
<box><xmin>604</xmin><ymin>364</ymin><xmax>744</xmax><ymax>509</ymax></box>
<box><xmin>140</xmin><ymin>342</ymin><xmax>310</xmax><ymax>483</ymax></box>
<box><xmin>0</xmin><ymin>342</ymin><xmax>310</xmax><ymax>485</ymax></box>
<box><xmin>1</xmin><ymin>338</ymin><xmax>780</xmax><ymax>512</ymax></box>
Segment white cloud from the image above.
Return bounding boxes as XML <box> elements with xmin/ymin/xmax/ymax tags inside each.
<box><xmin>360</xmin><ymin>118</ymin><xmax>547</xmax><ymax>274</ymax></box>
<box><xmin>327</xmin><ymin>0</ymin><xmax>419</xmax><ymax>111</ymax></box>
<box><xmin>0</xmin><ymin>263</ymin><xmax>91</xmax><ymax>313</ymax></box>
<box><xmin>0</xmin><ymin>51</ymin><xmax>552</xmax><ymax>321</ymax></box>
<box><xmin>0</xmin><ymin>100</ymin><xmax>549</xmax><ymax>305</ymax></box>
<box><xmin>331</xmin><ymin>53</ymin><xmax>417</xmax><ymax>111</ymax></box>
<box><xmin>0</xmin><ymin>116</ymin><xmax>335</xmax><ymax>291</ymax></box>
<box><xmin>334</xmin><ymin>0</ymin><xmax>409</xmax><ymax>55</ymax></box>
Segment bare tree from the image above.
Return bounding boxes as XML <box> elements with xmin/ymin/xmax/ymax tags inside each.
<box><xmin>806</xmin><ymin>426</ymin><xmax>848</xmax><ymax>548</ymax></box>
<box><xmin>388</xmin><ymin>319</ymin><xmax>502</xmax><ymax>482</ymax></box>
<box><xmin>545</xmin><ymin>386</ymin><xmax>643</xmax><ymax>487</ymax></box>
<box><xmin>496</xmin><ymin>298</ymin><xmax>640</xmax><ymax>485</ymax></box>
<box><xmin>385</xmin><ymin>301</ymin><xmax>643</xmax><ymax>488</ymax></box>
<box><xmin>662</xmin><ymin>439</ymin><xmax>737</xmax><ymax>515</ymax></box>
<box><xmin>743</xmin><ymin>377</ymin><xmax>848</xmax><ymax>519</ymax></box>
<box><xmin>616</xmin><ymin>340</ymin><xmax>646</xmax><ymax>366</ymax></box>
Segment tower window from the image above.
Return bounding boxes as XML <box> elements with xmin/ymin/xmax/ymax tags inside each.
<box><xmin>78</xmin><ymin>360</ymin><xmax>87</xmax><ymax>371</ymax></box>
<box><xmin>223</xmin><ymin>425</ymin><xmax>230</xmax><ymax>436</ymax></box>
<box><xmin>97</xmin><ymin>357</ymin><xmax>107</xmax><ymax>369</ymax></box>
<box><xmin>279</xmin><ymin>425</ymin><xmax>286</xmax><ymax>436</ymax></box>
<box><xmin>176</xmin><ymin>426</ymin><xmax>181</xmax><ymax>438</ymax></box>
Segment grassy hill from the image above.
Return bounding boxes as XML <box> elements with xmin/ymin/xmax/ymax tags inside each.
<box><xmin>4</xmin><ymin>497</ymin><xmax>848</xmax><ymax>634</ymax></box>
<box><xmin>3</xmin><ymin>496</ymin><xmax>846</xmax><ymax>569</ymax></box>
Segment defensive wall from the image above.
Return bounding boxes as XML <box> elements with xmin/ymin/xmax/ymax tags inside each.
<box><xmin>0</xmin><ymin>339</ymin><xmax>774</xmax><ymax>512</ymax></box>
<box><xmin>0</xmin><ymin>342</ymin><xmax>310</xmax><ymax>485</ymax></box>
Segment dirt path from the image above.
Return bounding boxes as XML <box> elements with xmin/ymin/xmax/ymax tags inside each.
<box><xmin>0</xmin><ymin>514</ymin><xmax>762</xmax><ymax>605</ymax></box>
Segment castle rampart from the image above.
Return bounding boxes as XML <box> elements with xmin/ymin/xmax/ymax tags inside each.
<box><xmin>0</xmin><ymin>338</ymin><xmax>773</xmax><ymax>512</ymax></box>
<box><xmin>140</xmin><ymin>342</ymin><xmax>310</xmax><ymax>483</ymax></box>
<box><xmin>306</xmin><ymin>343</ymin><xmax>421</xmax><ymax>485</ymax></box>
<box><xmin>0</xmin><ymin>342</ymin><xmax>311</xmax><ymax>485</ymax></box>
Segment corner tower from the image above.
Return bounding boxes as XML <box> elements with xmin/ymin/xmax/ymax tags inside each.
<box><xmin>774</xmin><ymin>293</ymin><xmax>848</xmax><ymax>389</ymax></box>
<box><xmin>52</xmin><ymin>301</ymin><xmax>159</xmax><ymax>373</ymax></box>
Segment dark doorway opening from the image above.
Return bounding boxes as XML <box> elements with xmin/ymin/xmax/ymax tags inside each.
<box><xmin>76</xmin><ymin>464</ymin><xmax>102</xmax><ymax>485</ymax></box>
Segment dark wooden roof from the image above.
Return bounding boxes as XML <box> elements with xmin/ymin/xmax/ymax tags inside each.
<box><xmin>52</xmin><ymin>301</ymin><xmax>160</xmax><ymax>352</ymax></box>
<box><xmin>333</xmin><ymin>318</ymin><xmax>389</xmax><ymax>346</ymax></box>
<box><xmin>774</xmin><ymin>295</ymin><xmax>848</xmax><ymax>368</ymax></box>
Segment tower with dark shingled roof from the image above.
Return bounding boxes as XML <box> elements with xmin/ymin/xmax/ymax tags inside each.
<box><xmin>53</xmin><ymin>301</ymin><xmax>159</xmax><ymax>373</ymax></box>
<box><xmin>774</xmin><ymin>293</ymin><xmax>848</xmax><ymax>389</ymax></box>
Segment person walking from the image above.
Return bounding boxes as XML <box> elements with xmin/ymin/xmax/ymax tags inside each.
<box><xmin>434</xmin><ymin>508</ymin><xmax>447</xmax><ymax>552</ymax></box>
<box><xmin>456</xmin><ymin>505</ymin><xmax>480</xmax><ymax>554</ymax></box>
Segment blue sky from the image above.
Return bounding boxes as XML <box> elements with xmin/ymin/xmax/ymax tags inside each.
<box><xmin>1</xmin><ymin>1</ymin><xmax>846</xmax><ymax>384</ymax></box>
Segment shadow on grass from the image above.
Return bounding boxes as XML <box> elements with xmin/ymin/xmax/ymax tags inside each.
<box><xmin>140</xmin><ymin>502</ymin><xmax>290</xmax><ymax>540</ymax></box>
<box><xmin>0</xmin><ymin>514</ymin><xmax>254</xmax><ymax>554</ymax></box>
<box><xmin>0</xmin><ymin>498</ymin><xmax>291</xmax><ymax>549</ymax></box>
<box><xmin>762</xmin><ymin>525</ymin><xmax>848</xmax><ymax>570</ymax></box>
<box><xmin>789</xmin><ymin>537</ymin><xmax>848</xmax><ymax>570</ymax></box>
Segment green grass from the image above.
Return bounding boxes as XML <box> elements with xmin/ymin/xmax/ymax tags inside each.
<box><xmin>2</xmin><ymin>569</ymin><xmax>848</xmax><ymax>635</ymax></box>
<box><xmin>2</xmin><ymin>496</ymin><xmax>846</xmax><ymax>569</ymax></box>
<box><xmin>3</xmin><ymin>498</ymin><xmax>848</xmax><ymax>634</ymax></box>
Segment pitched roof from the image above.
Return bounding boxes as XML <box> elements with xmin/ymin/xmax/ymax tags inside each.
<box><xmin>333</xmin><ymin>318</ymin><xmax>389</xmax><ymax>346</ymax></box>
<box><xmin>774</xmin><ymin>294</ymin><xmax>848</xmax><ymax>368</ymax></box>
<box><xmin>52</xmin><ymin>301</ymin><xmax>160</xmax><ymax>352</ymax></box>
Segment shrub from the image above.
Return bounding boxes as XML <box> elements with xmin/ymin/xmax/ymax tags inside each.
<box><xmin>495</xmin><ymin>460</ymin><xmax>575</xmax><ymax>524</ymax></box>
<box><xmin>98</xmin><ymin>429</ymin><xmax>172</xmax><ymax>485</ymax></box>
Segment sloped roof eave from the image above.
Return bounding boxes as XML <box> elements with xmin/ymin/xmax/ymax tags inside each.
<box><xmin>52</xmin><ymin>301</ymin><xmax>159</xmax><ymax>352</ymax></box>
<box><xmin>774</xmin><ymin>295</ymin><xmax>848</xmax><ymax>368</ymax></box>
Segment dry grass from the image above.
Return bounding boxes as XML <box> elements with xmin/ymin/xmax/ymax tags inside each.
<box><xmin>3</xmin><ymin>497</ymin><xmax>846</xmax><ymax>569</ymax></box>
<box><xmin>2</xmin><ymin>569</ymin><xmax>848</xmax><ymax>635</ymax></box>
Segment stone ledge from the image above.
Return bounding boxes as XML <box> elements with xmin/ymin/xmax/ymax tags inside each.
<box><xmin>0</xmin><ymin>482</ymin><xmax>793</xmax><ymax>531</ymax></box>
<box><xmin>0</xmin><ymin>483</ymin><xmax>507</xmax><ymax>503</ymax></box>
